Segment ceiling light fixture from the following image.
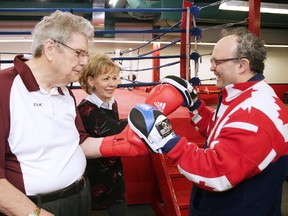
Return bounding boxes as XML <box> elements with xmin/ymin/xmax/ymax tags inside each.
<box><xmin>108</xmin><ymin>0</ymin><xmax>118</xmax><ymax>7</ymax></box>
<box><xmin>219</xmin><ymin>0</ymin><xmax>288</xmax><ymax>15</ymax></box>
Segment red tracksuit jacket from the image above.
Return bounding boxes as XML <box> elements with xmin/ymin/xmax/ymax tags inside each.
<box><xmin>167</xmin><ymin>74</ymin><xmax>288</xmax><ymax>216</ymax></box>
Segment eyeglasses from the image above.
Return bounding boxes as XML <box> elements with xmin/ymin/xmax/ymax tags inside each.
<box><xmin>52</xmin><ymin>39</ymin><xmax>89</xmax><ymax>59</ymax></box>
<box><xmin>210</xmin><ymin>57</ymin><xmax>243</xmax><ymax>68</ymax></box>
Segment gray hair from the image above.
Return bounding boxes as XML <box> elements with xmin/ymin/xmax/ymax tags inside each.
<box><xmin>31</xmin><ymin>10</ymin><xmax>94</xmax><ymax>57</ymax></box>
<box><xmin>221</xmin><ymin>27</ymin><xmax>267</xmax><ymax>74</ymax></box>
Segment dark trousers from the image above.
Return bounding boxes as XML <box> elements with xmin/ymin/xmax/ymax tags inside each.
<box><xmin>40</xmin><ymin>180</ymin><xmax>91</xmax><ymax>216</ymax></box>
<box><xmin>0</xmin><ymin>181</ymin><xmax>91</xmax><ymax>216</ymax></box>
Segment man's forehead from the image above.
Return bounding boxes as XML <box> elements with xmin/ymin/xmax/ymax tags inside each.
<box><xmin>213</xmin><ymin>35</ymin><xmax>237</xmax><ymax>55</ymax></box>
<box><xmin>218</xmin><ymin>35</ymin><xmax>237</xmax><ymax>45</ymax></box>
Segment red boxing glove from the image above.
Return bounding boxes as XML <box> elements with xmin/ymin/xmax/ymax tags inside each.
<box><xmin>145</xmin><ymin>83</ymin><xmax>184</xmax><ymax>116</ymax></box>
<box><xmin>100</xmin><ymin>125</ymin><xmax>150</xmax><ymax>157</ymax></box>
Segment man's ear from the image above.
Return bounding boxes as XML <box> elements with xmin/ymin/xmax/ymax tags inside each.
<box><xmin>239</xmin><ymin>58</ymin><xmax>249</xmax><ymax>72</ymax></box>
<box><xmin>43</xmin><ymin>39</ymin><xmax>57</xmax><ymax>61</ymax></box>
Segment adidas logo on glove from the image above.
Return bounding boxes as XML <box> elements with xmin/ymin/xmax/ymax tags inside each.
<box><xmin>153</xmin><ymin>101</ymin><xmax>166</xmax><ymax>113</ymax></box>
<box><xmin>145</xmin><ymin>83</ymin><xmax>184</xmax><ymax>116</ymax></box>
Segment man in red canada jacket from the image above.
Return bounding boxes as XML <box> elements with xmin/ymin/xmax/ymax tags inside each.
<box><xmin>129</xmin><ymin>27</ymin><xmax>288</xmax><ymax>216</ymax></box>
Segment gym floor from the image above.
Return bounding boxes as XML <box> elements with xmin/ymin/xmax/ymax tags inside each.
<box><xmin>91</xmin><ymin>179</ymin><xmax>288</xmax><ymax>216</ymax></box>
<box><xmin>283</xmin><ymin>179</ymin><xmax>288</xmax><ymax>216</ymax></box>
<box><xmin>91</xmin><ymin>204</ymin><xmax>156</xmax><ymax>216</ymax></box>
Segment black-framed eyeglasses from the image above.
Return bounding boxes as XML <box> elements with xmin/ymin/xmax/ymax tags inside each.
<box><xmin>210</xmin><ymin>57</ymin><xmax>244</xmax><ymax>68</ymax></box>
<box><xmin>52</xmin><ymin>39</ymin><xmax>89</xmax><ymax>59</ymax></box>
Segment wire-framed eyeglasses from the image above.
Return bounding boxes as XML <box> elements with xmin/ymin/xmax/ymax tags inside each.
<box><xmin>52</xmin><ymin>39</ymin><xmax>89</xmax><ymax>59</ymax></box>
<box><xmin>210</xmin><ymin>57</ymin><xmax>245</xmax><ymax>68</ymax></box>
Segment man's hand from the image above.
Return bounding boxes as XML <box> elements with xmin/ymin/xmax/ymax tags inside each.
<box><xmin>128</xmin><ymin>104</ymin><xmax>180</xmax><ymax>153</ymax></box>
<box><xmin>161</xmin><ymin>75</ymin><xmax>197</xmax><ymax>108</ymax></box>
<box><xmin>100</xmin><ymin>125</ymin><xmax>149</xmax><ymax>157</ymax></box>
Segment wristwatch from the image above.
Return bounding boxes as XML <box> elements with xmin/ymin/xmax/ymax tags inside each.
<box><xmin>28</xmin><ymin>206</ymin><xmax>41</xmax><ymax>216</ymax></box>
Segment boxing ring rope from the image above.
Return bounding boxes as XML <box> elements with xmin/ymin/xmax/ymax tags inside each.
<box><xmin>0</xmin><ymin>29</ymin><xmax>188</xmax><ymax>36</ymax></box>
<box><xmin>138</xmin><ymin>39</ymin><xmax>181</xmax><ymax>57</ymax></box>
<box><xmin>0</xmin><ymin>0</ymin><xmax>246</xmax><ymax>89</ymax></box>
<box><xmin>121</xmin><ymin>20</ymin><xmax>182</xmax><ymax>55</ymax></box>
<box><xmin>0</xmin><ymin>4</ymin><xmax>198</xmax><ymax>81</ymax></box>
<box><xmin>121</xmin><ymin>60</ymin><xmax>180</xmax><ymax>72</ymax></box>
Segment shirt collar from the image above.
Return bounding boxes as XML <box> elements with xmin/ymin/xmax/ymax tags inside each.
<box><xmin>14</xmin><ymin>55</ymin><xmax>64</xmax><ymax>95</ymax></box>
<box><xmin>87</xmin><ymin>92</ymin><xmax>115</xmax><ymax>110</ymax></box>
<box><xmin>14</xmin><ymin>54</ymin><xmax>39</xmax><ymax>92</ymax></box>
<box><xmin>248</xmin><ymin>73</ymin><xmax>265</xmax><ymax>82</ymax></box>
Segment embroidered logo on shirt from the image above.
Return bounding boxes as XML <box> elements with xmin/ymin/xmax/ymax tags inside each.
<box><xmin>33</xmin><ymin>103</ymin><xmax>42</xmax><ymax>107</ymax></box>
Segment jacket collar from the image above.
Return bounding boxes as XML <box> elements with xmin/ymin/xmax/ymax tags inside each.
<box><xmin>221</xmin><ymin>73</ymin><xmax>265</xmax><ymax>103</ymax></box>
